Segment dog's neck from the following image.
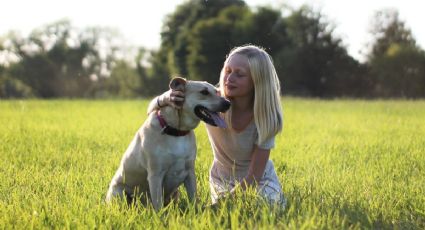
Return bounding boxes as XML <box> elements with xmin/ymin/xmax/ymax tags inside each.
<box><xmin>158</xmin><ymin>107</ymin><xmax>200</xmax><ymax>131</ymax></box>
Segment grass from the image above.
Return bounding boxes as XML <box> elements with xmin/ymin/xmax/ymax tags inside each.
<box><xmin>0</xmin><ymin>98</ymin><xmax>424</xmax><ymax>229</ymax></box>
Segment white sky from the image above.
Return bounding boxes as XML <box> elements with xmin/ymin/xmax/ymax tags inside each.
<box><xmin>1</xmin><ymin>0</ymin><xmax>424</xmax><ymax>62</ymax></box>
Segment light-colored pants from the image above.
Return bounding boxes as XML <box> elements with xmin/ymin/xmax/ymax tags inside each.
<box><xmin>209</xmin><ymin>160</ymin><xmax>286</xmax><ymax>207</ymax></box>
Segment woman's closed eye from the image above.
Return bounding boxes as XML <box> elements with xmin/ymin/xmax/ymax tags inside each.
<box><xmin>226</xmin><ymin>69</ymin><xmax>244</xmax><ymax>77</ymax></box>
<box><xmin>232</xmin><ymin>71</ymin><xmax>245</xmax><ymax>78</ymax></box>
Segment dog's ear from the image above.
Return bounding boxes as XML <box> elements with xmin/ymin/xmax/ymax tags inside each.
<box><xmin>169</xmin><ymin>77</ymin><xmax>187</xmax><ymax>91</ymax></box>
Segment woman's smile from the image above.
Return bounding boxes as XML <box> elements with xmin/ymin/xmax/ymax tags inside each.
<box><xmin>225</xmin><ymin>84</ymin><xmax>237</xmax><ymax>90</ymax></box>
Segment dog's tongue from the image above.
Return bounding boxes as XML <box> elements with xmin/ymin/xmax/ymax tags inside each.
<box><xmin>210</xmin><ymin>112</ymin><xmax>227</xmax><ymax>128</ymax></box>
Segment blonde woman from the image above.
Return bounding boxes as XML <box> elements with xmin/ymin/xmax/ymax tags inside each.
<box><xmin>155</xmin><ymin>45</ymin><xmax>285</xmax><ymax>207</ymax></box>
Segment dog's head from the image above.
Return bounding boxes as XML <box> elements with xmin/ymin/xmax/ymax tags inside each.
<box><xmin>170</xmin><ymin>77</ymin><xmax>230</xmax><ymax>128</ymax></box>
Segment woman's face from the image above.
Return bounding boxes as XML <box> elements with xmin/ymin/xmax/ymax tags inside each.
<box><xmin>222</xmin><ymin>54</ymin><xmax>254</xmax><ymax>99</ymax></box>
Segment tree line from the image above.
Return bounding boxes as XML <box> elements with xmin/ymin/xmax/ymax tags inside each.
<box><xmin>1</xmin><ymin>0</ymin><xmax>424</xmax><ymax>99</ymax></box>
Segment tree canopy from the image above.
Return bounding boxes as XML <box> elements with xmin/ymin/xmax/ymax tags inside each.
<box><xmin>366</xmin><ymin>9</ymin><xmax>425</xmax><ymax>98</ymax></box>
<box><xmin>1</xmin><ymin>1</ymin><xmax>424</xmax><ymax>98</ymax></box>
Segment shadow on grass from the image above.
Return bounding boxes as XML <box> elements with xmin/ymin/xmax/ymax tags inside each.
<box><xmin>339</xmin><ymin>203</ymin><xmax>422</xmax><ymax>229</ymax></box>
<box><xmin>287</xmin><ymin>186</ymin><xmax>422</xmax><ymax>229</ymax></box>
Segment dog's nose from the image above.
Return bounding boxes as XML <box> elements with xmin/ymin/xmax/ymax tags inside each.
<box><xmin>221</xmin><ymin>99</ymin><xmax>231</xmax><ymax>112</ymax></box>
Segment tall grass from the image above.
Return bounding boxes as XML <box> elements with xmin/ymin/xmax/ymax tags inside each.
<box><xmin>0</xmin><ymin>98</ymin><xmax>424</xmax><ymax>229</ymax></box>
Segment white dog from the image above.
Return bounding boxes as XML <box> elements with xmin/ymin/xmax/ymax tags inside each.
<box><xmin>106</xmin><ymin>77</ymin><xmax>230</xmax><ymax>210</ymax></box>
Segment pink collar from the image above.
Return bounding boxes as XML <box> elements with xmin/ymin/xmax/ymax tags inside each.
<box><xmin>156</xmin><ymin>110</ymin><xmax>190</xmax><ymax>136</ymax></box>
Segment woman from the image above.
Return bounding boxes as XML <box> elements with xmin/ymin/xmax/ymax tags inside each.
<box><xmin>155</xmin><ymin>45</ymin><xmax>285</xmax><ymax>206</ymax></box>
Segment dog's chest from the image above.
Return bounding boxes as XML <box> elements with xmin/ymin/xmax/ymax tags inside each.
<box><xmin>162</xmin><ymin>142</ymin><xmax>195</xmax><ymax>170</ymax></box>
<box><xmin>161</xmin><ymin>140</ymin><xmax>195</xmax><ymax>184</ymax></box>
<box><xmin>174</xmin><ymin>137</ymin><xmax>195</xmax><ymax>151</ymax></box>
<box><xmin>164</xmin><ymin>158</ymin><xmax>189</xmax><ymax>179</ymax></box>
<box><xmin>163</xmin><ymin>152</ymin><xmax>194</xmax><ymax>190</ymax></box>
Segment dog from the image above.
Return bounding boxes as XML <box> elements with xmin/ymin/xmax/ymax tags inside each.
<box><xmin>106</xmin><ymin>77</ymin><xmax>230</xmax><ymax>210</ymax></box>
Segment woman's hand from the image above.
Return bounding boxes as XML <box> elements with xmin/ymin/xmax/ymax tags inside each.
<box><xmin>158</xmin><ymin>89</ymin><xmax>185</xmax><ymax>109</ymax></box>
<box><xmin>147</xmin><ymin>89</ymin><xmax>185</xmax><ymax>114</ymax></box>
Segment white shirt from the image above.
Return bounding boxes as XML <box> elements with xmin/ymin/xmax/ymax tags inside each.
<box><xmin>206</xmin><ymin>119</ymin><xmax>285</xmax><ymax>206</ymax></box>
<box><xmin>205</xmin><ymin>120</ymin><xmax>275</xmax><ymax>179</ymax></box>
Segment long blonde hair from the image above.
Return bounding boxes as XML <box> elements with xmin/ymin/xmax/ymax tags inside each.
<box><xmin>219</xmin><ymin>45</ymin><xmax>283</xmax><ymax>145</ymax></box>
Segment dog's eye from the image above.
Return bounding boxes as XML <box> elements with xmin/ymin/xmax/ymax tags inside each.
<box><xmin>200</xmin><ymin>89</ymin><xmax>210</xmax><ymax>96</ymax></box>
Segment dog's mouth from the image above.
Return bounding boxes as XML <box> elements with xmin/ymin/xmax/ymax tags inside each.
<box><xmin>194</xmin><ymin>106</ymin><xmax>227</xmax><ymax>128</ymax></box>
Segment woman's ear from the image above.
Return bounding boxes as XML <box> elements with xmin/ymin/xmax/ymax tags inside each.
<box><xmin>169</xmin><ymin>77</ymin><xmax>186</xmax><ymax>91</ymax></box>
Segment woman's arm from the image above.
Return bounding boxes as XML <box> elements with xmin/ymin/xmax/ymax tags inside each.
<box><xmin>214</xmin><ymin>147</ymin><xmax>270</xmax><ymax>202</ymax></box>
<box><xmin>147</xmin><ymin>96</ymin><xmax>162</xmax><ymax>114</ymax></box>
<box><xmin>240</xmin><ymin>146</ymin><xmax>270</xmax><ymax>190</ymax></box>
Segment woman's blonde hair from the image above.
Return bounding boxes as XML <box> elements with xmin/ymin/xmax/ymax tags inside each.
<box><xmin>219</xmin><ymin>45</ymin><xmax>283</xmax><ymax>145</ymax></box>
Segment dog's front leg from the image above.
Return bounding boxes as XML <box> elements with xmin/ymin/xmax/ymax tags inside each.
<box><xmin>148</xmin><ymin>173</ymin><xmax>164</xmax><ymax>211</ymax></box>
<box><xmin>184</xmin><ymin>166</ymin><xmax>197</xmax><ymax>202</ymax></box>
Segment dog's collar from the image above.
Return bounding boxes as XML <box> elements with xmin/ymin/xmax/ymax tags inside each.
<box><xmin>156</xmin><ymin>110</ymin><xmax>190</xmax><ymax>136</ymax></box>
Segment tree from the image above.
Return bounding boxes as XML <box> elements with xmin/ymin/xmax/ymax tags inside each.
<box><xmin>366</xmin><ymin>9</ymin><xmax>425</xmax><ymax>97</ymax></box>
<box><xmin>187</xmin><ymin>6</ymin><xmax>251</xmax><ymax>83</ymax></box>
<box><xmin>91</xmin><ymin>61</ymin><xmax>140</xmax><ymax>98</ymax></box>
<box><xmin>0</xmin><ymin>72</ymin><xmax>34</xmax><ymax>98</ymax></box>
<box><xmin>276</xmin><ymin>6</ymin><xmax>366</xmax><ymax>97</ymax></box>
<box><xmin>1</xmin><ymin>20</ymin><xmax>133</xmax><ymax>98</ymax></box>
<box><xmin>136</xmin><ymin>47</ymin><xmax>170</xmax><ymax>96</ymax></box>
<box><xmin>158</xmin><ymin>0</ymin><xmax>246</xmax><ymax>79</ymax></box>
<box><xmin>157</xmin><ymin>3</ymin><xmax>366</xmax><ymax>97</ymax></box>
<box><xmin>367</xmin><ymin>9</ymin><xmax>417</xmax><ymax>61</ymax></box>
<box><xmin>4</xmin><ymin>20</ymin><xmax>95</xmax><ymax>97</ymax></box>
<box><xmin>186</xmin><ymin>6</ymin><xmax>290</xmax><ymax>84</ymax></box>
<box><xmin>247</xmin><ymin>6</ymin><xmax>290</xmax><ymax>57</ymax></box>
<box><xmin>0</xmin><ymin>37</ymin><xmax>34</xmax><ymax>98</ymax></box>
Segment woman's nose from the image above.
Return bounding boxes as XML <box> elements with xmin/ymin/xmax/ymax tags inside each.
<box><xmin>227</xmin><ymin>72</ymin><xmax>235</xmax><ymax>82</ymax></box>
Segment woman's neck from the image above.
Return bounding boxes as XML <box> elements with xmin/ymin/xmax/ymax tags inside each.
<box><xmin>229</xmin><ymin>96</ymin><xmax>254</xmax><ymax>131</ymax></box>
<box><xmin>230</xmin><ymin>95</ymin><xmax>253</xmax><ymax>113</ymax></box>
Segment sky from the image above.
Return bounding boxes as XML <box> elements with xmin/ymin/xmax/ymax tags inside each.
<box><xmin>1</xmin><ymin>0</ymin><xmax>424</xmax><ymax>62</ymax></box>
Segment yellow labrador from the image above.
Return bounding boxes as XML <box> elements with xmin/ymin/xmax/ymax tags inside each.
<box><xmin>106</xmin><ymin>77</ymin><xmax>230</xmax><ymax>210</ymax></box>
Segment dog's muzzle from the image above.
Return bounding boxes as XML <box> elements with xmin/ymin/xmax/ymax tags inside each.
<box><xmin>194</xmin><ymin>99</ymin><xmax>230</xmax><ymax>128</ymax></box>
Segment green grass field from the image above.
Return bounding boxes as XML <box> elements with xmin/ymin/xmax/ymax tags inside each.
<box><xmin>0</xmin><ymin>98</ymin><xmax>424</xmax><ymax>229</ymax></box>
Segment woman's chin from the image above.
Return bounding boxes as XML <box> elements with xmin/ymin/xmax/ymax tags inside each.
<box><xmin>225</xmin><ymin>90</ymin><xmax>236</xmax><ymax>97</ymax></box>
<box><xmin>224</xmin><ymin>93</ymin><xmax>235</xmax><ymax>98</ymax></box>
<box><xmin>225</xmin><ymin>90</ymin><xmax>244</xmax><ymax>98</ymax></box>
